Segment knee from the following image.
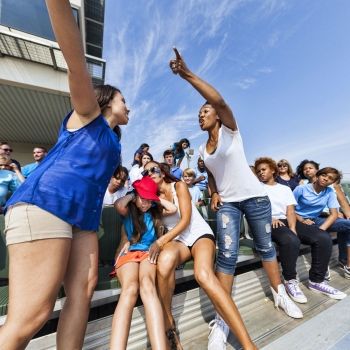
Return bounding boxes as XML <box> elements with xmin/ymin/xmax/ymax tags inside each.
<box><xmin>256</xmin><ymin>240</ymin><xmax>276</xmax><ymax>261</ymax></box>
<box><xmin>7</xmin><ymin>304</ymin><xmax>53</xmax><ymax>340</ymax></box>
<box><xmin>139</xmin><ymin>277</ymin><xmax>157</xmax><ymax>299</ymax></box>
<box><xmin>281</xmin><ymin>234</ymin><xmax>300</xmax><ymax>249</ymax></box>
<box><xmin>157</xmin><ymin>251</ymin><xmax>178</xmax><ymax>278</ymax></box>
<box><xmin>194</xmin><ymin>267</ymin><xmax>214</xmax><ymax>288</ymax></box>
<box><xmin>121</xmin><ymin>281</ymin><xmax>139</xmax><ymax>300</ymax></box>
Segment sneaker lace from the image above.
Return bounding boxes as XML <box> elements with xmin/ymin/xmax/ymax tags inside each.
<box><xmin>287</xmin><ymin>279</ymin><xmax>300</xmax><ymax>295</ymax></box>
<box><xmin>319</xmin><ymin>281</ymin><xmax>338</xmax><ymax>294</ymax></box>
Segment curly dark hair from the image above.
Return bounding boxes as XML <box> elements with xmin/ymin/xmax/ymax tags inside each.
<box><xmin>296</xmin><ymin>159</ymin><xmax>320</xmax><ymax>179</ymax></box>
<box><xmin>254</xmin><ymin>157</ymin><xmax>278</xmax><ymax>178</ymax></box>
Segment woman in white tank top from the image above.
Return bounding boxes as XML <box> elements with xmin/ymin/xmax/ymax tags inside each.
<box><xmin>143</xmin><ymin>161</ymin><xmax>253</xmax><ymax>350</ymax></box>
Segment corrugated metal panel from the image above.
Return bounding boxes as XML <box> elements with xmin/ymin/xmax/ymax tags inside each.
<box><xmin>27</xmin><ymin>247</ymin><xmax>348</xmax><ymax>350</ymax></box>
<box><xmin>0</xmin><ymin>84</ymin><xmax>71</xmax><ymax>144</ymax></box>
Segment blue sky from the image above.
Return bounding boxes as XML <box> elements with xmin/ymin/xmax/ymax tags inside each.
<box><xmin>103</xmin><ymin>0</ymin><xmax>350</xmax><ymax>178</ymax></box>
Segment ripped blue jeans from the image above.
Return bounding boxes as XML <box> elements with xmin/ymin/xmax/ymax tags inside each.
<box><xmin>216</xmin><ymin>196</ymin><xmax>276</xmax><ymax>275</ymax></box>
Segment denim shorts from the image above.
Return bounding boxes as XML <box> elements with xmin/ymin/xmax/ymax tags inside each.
<box><xmin>215</xmin><ymin>196</ymin><xmax>276</xmax><ymax>275</ymax></box>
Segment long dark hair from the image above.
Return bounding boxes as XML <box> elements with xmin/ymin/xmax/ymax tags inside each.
<box><xmin>296</xmin><ymin>159</ymin><xmax>320</xmax><ymax>179</ymax></box>
<box><xmin>138</xmin><ymin>151</ymin><xmax>153</xmax><ymax>167</ymax></box>
<box><xmin>94</xmin><ymin>84</ymin><xmax>122</xmax><ymax>139</ymax></box>
<box><xmin>174</xmin><ymin>138</ymin><xmax>190</xmax><ymax>154</ymax></box>
<box><xmin>128</xmin><ymin>200</ymin><xmax>163</xmax><ymax>244</ymax></box>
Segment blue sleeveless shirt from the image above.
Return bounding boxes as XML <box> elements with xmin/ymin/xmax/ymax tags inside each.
<box><xmin>6</xmin><ymin>112</ymin><xmax>121</xmax><ymax>231</ymax></box>
<box><xmin>123</xmin><ymin>212</ymin><xmax>157</xmax><ymax>251</ymax></box>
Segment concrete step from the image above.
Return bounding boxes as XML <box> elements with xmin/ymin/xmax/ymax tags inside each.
<box><xmin>28</xmin><ymin>245</ymin><xmax>350</xmax><ymax>349</ymax></box>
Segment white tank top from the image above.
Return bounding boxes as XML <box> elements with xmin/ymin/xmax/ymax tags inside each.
<box><xmin>162</xmin><ymin>183</ymin><xmax>213</xmax><ymax>247</ymax></box>
<box><xmin>199</xmin><ymin>125</ymin><xmax>266</xmax><ymax>202</ymax></box>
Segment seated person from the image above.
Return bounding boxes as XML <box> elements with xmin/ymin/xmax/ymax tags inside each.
<box><xmin>255</xmin><ymin>158</ymin><xmax>346</xmax><ymax>301</ymax></box>
<box><xmin>163</xmin><ymin>149</ymin><xmax>182</xmax><ymax>180</ymax></box>
<box><xmin>172</xmin><ymin>138</ymin><xmax>190</xmax><ymax>167</ymax></box>
<box><xmin>296</xmin><ymin>160</ymin><xmax>350</xmax><ymax>266</ymax></box>
<box><xmin>193</xmin><ymin>157</ymin><xmax>209</xmax><ymax>193</ymax></box>
<box><xmin>294</xmin><ymin>167</ymin><xmax>350</xmax><ymax>280</ymax></box>
<box><xmin>0</xmin><ymin>155</ymin><xmax>25</xmax><ymax>212</ymax></box>
<box><xmin>131</xmin><ymin>143</ymin><xmax>149</xmax><ymax>166</ymax></box>
<box><xmin>103</xmin><ymin>166</ymin><xmax>129</xmax><ymax>206</ymax></box>
<box><xmin>129</xmin><ymin>151</ymin><xmax>153</xmax><ymax>184</ymax></box>
<box><xmin>22</xmin><ymin>147</ymin><xmax>47</xmax><ymax>178</ymax></box>
<box><xmin>182</xmin><ymin>168</ymin><xmax>204</xmax><ymax>207</ymax></box>
<box><xmin>276</xmin><ymin>159</ymin><xmax>300</xmax><ymax>191</ymax></box>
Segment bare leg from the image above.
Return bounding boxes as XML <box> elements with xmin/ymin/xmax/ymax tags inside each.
<box><xmin>192</xmin><ymin>239</ymin><xmax>256</xmax><ymax>350</ymax></box>
<box><xmin>139</xmin><ymin>259</ymin><xmax>167</xmax><ymax>350</ymax></box>
<box><xmin>262</xmin><ymin>259</ymin><xmax>282</xmax><ymax>292</ymax></box>
<box><xmin>157</xmin><ymin>241</ymin><xmax>191</xmax><ymax>331</ymax></box>
<box><xmin>0</xmin><ymin>239</ymin><xmax>71</xmax><ymax>350</ymax></box>
<box><xmin>57</xmin><ymin>232</ymin><xmax>98</xmax><ymax>350</ymax></box>
<box><xmin>110</xmin><ymin>262</ymin><xmax>140</xmax><ymax>350</ymax></box>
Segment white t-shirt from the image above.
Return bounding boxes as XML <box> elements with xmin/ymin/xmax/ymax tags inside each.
<box><xmin>188</xmin><ymin>185</ymin><xmax>203</xmax><ymax>205</ymax></box>
<box><xmin>263</xmin><ymin>183</ymin><xmax>297</xmax><ymax>219</ymax></box>
<box><xmin>199</xmin><ymin>125</ymin><xmax>266</xmax><ymax>202</ymax></box>
<box><xmin>129</xmin><ymin>164</ymin><xmax>143</xmax><ymax>184</ymax></box>
<box><xmin>103</xmin><ymin>187</ymin><xmax>128</xmax><ymax>206</ymax></box>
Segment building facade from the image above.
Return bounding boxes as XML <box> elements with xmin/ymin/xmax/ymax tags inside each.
<box><xmin>0</xmin><ymin>0</ymin><xmax>106</xmax><ymax>164</ymax></box>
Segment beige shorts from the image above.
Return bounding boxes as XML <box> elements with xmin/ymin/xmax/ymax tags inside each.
<box><xmin>4</xmin><ymin>203</ymin><xmax>91</xmax><ymax>246</ymax></box>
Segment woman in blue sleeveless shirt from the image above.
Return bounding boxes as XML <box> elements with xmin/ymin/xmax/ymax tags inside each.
<box><xmin>0</xmin><ymin>1</ymin><xmax>129</xmax><ymax>349</ymax></box>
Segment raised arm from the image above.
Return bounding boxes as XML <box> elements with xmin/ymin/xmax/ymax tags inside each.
<box><xmin>45</xmin><ymin>0</ymin><xmax>100</xmax><ymax>122</ymax></box>
<box><xmin>170</xmin><ymin>48</ymin><xmax>237</xmax><ymax>131</ymax></box>
<box><xmin>114</xmin><ymin>193</ymin><xmax>135</xmax><ymax>216</ymax></box>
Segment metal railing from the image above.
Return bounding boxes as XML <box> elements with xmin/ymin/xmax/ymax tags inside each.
<box><xmin>0</xmin><ymin>31</ymin><xmax>105</xmax><ymax>84</ymax></box>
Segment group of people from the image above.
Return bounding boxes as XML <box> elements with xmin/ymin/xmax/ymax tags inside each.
<box><xmin>0</xmin><ymin>143</ymin><xmax>47</xmax><ymax>212</ymax></box>
<box><xmin>0</xmin><ymin>2</ymin><xmax>349</xmax><ymax>350</ymax></box>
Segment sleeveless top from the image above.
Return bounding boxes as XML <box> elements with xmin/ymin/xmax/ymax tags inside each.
<box><xmin>162</xmin><ymin>183</ymin><xmax>213</xmax><ymax>246</ymax></box>
<box><xmin>6</xmin><ymin>112</ymin><xmax>121</xmax><ymax>231</ymax></box>
<box><xmin>123</xmin><ymin>212</ymin><xmax>157</xmax><ymax>251</ymax></box>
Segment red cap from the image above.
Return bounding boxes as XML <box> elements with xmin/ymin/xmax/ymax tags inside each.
<box><xmin>133</xmin><ymin>176</ymin><xmax>160</xmax><ymax>201</ymax></box>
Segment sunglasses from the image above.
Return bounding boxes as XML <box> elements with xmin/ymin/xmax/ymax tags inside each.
<box><xmin>1</xmin><ymin>148</ymin><xmax>12</xmax><ymax>152</ymax></box>
<box><xmin>277</xmin><ymin>163</ymin><xmax>288</xmax><ymax>168</ymax></box>
<box><xmin>142</xmin><ymin>166</ymin><xmax>161</xmax><ymax>177</ymax></box>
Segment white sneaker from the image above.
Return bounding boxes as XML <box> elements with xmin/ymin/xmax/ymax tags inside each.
<box><xmin>285</xmin><ymin>279</ymin><xmax>308</xmax><ymax>304</ymax></box>
<box><xmin>271</xmin><ymin>284</ymin><xmax>303</xmax><ymax>319</ymax></box>
<box><xmin>208</xmin><ymin>316</ymin><xmax>229</xmax><ymax>350</ymax></box>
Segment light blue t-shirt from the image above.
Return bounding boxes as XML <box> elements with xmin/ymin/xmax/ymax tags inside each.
<box><xmin>188</xmin><ymin>185</ymin><xmax>203</xmax><ymax>205</ymax></box>
<box><xmin>293</xmin><ymin>183</ymin><xmax>339</xmax><ymax>219</ymax></box>
<box><xmin>0</xmin><ymin>170</ymin><xmax>21</xmax><ymax>206</ymax></box>
<box><xmin>123</xmin><ymin>211</ymin><xmax>157</xmax><ymax>251</ymax></box>
<box><xmin>195</xmin><ymin>169</ymin><xmax>208</xmax><ymax>191</ymax></box>
<box><xmin>22</xmin><ymin>162</ymin><xmax>39</xmax><ymax>178</ymax></box>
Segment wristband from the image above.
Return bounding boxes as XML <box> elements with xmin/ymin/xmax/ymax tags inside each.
<box><xmin>211</xmin><ymin>191</ymin><xmax>218</xmax><ymax>197</ymax></box>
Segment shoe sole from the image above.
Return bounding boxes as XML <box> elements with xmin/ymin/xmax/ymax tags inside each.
<box><xmin>308</xmin><ymin>286</ymin><xmax>347</xmax><ymax>300</ymax></box>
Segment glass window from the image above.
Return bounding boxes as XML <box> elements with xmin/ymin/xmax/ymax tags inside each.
<box><xmin>0</xmin><ymin>0</ymin><xmax>79</xmax><ymax>41</ymax></box>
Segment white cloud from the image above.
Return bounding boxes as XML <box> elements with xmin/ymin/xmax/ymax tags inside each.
<box><xmin>235</xmin><ymin>77</ymin><xmax>256</xmax><ymax>90</ymax></box>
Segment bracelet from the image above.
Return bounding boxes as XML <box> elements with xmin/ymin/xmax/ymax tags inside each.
<box><xmin>211</xmin><ymin>191</ymin><xmax>218</xmax><ymax>197</ymax></box>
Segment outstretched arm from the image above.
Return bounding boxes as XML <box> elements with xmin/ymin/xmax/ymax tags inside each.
<box><xmin>170</xmin><ymin>48</ymin><xmax>237</xmax><ymax>131</ymax></box>
<box><xmin>46</xmin><ymin>0</ymin><xmax>100</xmax><ymax>122</ymax></box>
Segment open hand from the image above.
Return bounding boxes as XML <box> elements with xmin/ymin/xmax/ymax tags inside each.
<box><xmin>272</xmin><ymin>219</ymin><xmax>285</xmax><ymax>229</ymax></box>
<box><xmin>148</xmin><ymin>240</ymin><xmax>162</xmax><ymax>264</ymax></box>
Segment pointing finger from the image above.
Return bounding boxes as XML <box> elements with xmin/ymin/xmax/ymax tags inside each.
<box><xmin>173</xmin><ymin>47</ymin><xmax>181</xmax><ymax>60</ymax></box>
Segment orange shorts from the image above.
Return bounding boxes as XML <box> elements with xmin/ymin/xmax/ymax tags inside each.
<box><xmin>115</xmin><ymin>250</ymin><xmax>149</xmax><ymax>269</ymax></box>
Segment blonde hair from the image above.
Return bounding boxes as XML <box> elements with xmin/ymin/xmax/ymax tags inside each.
<box><xmin>183</xmin><ymin>168</ymin><xmax>196</xmax><ymax>178</ymax></box>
